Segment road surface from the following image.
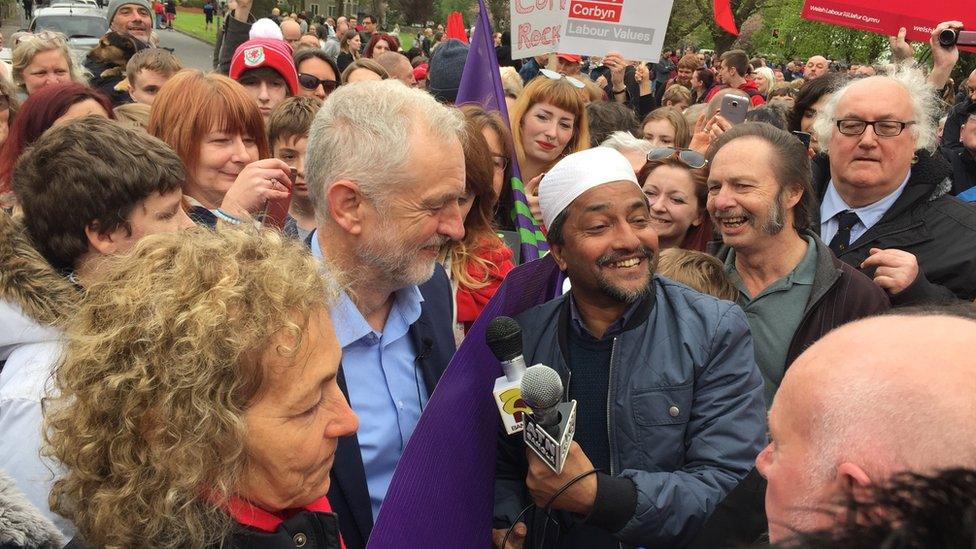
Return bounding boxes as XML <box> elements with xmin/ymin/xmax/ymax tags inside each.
<box><xmin>1</xmin><ymin>11</ymin><xmax>215</xmax><ymax>72</ymax></box>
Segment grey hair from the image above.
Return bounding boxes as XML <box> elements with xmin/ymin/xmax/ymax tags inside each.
<box><xmin>11</xmin><ymin>31</ymin><xmax>88</xmax><ymax>91</ymax></box>
<box><xmin>305</xmin><ymin>80</ymin><xmax>464</xmax><ymax>219</ymax></box>
<box><xmin>600</xmin><ymin>131</ymin><xmax>653</xmax><ymax>156</ymax></box>
<box><xmin>813</xmin><ymin>62</ymin><xmax>939</xmax><ymax>154</ymax></box>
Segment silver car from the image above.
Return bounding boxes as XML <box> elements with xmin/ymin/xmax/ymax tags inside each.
<box><xmin>29</xmin><ymin>3</ymin><xmax>108</xmax><ymax>57</ymax></box>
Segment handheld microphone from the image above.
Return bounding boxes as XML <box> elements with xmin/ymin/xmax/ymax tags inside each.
<box><xmin>520</xmin><ymin>365</ymin><xmax>577</xmax><ymax>474</ymax></box>
<box><xmin>487</xmin><ymin>316</ymin><xmax>531</xmax><ymax>435</ymax></box>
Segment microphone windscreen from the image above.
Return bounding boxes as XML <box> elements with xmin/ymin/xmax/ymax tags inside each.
<box><xmin>486</xmin><ymin>316</ymin><xmax>522</xmax><ymax>362</ymax></box>
<box><xmin>520</xmin><ymin>365</ymin><xmax>562</xmax><ymax>410</ymax></box>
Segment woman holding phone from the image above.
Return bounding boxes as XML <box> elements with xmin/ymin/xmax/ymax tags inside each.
<box><xmin>149</xmin><ymin>70</ymin><xmax>293</xmax><ymax>227</ymax></box>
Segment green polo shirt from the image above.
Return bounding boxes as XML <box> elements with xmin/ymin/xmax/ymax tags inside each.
<box><xmin>725</xmin><ymin>236</ymin><xmax>818</xmax><ymax>408</ymax></box>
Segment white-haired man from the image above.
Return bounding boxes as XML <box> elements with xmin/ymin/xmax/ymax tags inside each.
<box><xmin>811</xmin><ymin>65</ymin><xmax>976</xmax><ymax>304</ymax></box>
<box><xmin>305</xmin><ymin>80</ymin><xmax>465</xmax><ymax>549</ymax></box>
<box><xmin>758</xmin><ymin>309</ymin><xmax>976</xmax><ymax>541</ymax></box>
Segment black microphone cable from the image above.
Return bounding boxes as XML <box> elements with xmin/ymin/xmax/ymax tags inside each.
<box><xmin>499</xmin><ymin>467</ymin><xmax>602</xmax><ymax>549</ymax></box>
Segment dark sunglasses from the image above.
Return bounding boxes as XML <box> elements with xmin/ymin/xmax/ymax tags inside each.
<box><xmin>646</xmin><ymin>147</ymin><xmax>707</xmax><ymax>169</ymax></box>
<box><xmin>298</xmin><ymin>73</ymin><xmax>339</xmax><ymax>93</ymax></box>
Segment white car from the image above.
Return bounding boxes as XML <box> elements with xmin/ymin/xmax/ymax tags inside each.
<box><xmin>29</xmin><ymin>4</ymin><xmax>108</xmax><ymax>57</ymax></box>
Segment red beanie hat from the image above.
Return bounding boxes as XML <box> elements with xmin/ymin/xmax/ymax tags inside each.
<box><xmin>230</xmin><ymin>38</ymin><xmax>299</xmax><ymax>96</ymax></box>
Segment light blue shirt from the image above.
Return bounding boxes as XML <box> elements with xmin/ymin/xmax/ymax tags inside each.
<box><xmin>819</xmin><ymin>172</ymin><xmax>911</xmax><ymax>245</ymax></box>
<box><xmin>311</xmin><ymin>231</ymin><xmax>427</xmax><ymax>521</ymax></box>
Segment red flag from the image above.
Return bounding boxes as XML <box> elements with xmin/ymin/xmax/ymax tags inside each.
<box><xmin>445</xmin><ymin>11</ymin><xmax>469</xmax><ymax>43</ymax></box>
<box><xmin>713</xmin><ymin>0</ymin><xmax>739</xmax><ymax>36</ymax></box>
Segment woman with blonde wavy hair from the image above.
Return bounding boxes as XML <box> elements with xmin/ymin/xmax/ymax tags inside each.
<box><xmin>11</xmin><ymin>31</ymin><xmax>87</xmax><ymax>95</ymax></box>
<box><xmin>44</xmin><ymin>226</ymin><xmax>358</xmax><ymax>548</ymax></box>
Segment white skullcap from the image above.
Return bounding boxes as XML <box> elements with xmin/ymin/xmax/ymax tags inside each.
<box><xmin>538</xmin><ymin>147</ymin><xmax>641</xmax><ymax>228</ymax></box>
<box><xmin>250</xmin><ymin>18</ymin><xmax>284</xmax><ymax>40</ymax></box>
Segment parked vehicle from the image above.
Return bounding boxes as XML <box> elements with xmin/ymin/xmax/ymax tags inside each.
<box><xmin>29</xmin><ymin>3</ymin><xmax>107</xmax><ymax>57</ymax></box>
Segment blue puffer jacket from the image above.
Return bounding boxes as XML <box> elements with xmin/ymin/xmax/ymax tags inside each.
<box><xmin>494</xmin><ymin>276</ymin><xmax>767</xmax><ymax>548</ymax></box>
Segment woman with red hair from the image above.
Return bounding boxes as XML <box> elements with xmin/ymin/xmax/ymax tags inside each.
<box><xmin>148</xmin><ymin>69</ymin><xmax>293</xmax><ymax>227</ymax></box>
<box><xmin>0</xmin><ymin>83</ymin><xmax>112</xmax><ymax>209</ymax></box>
<box><xmin>364</xmin><ymin>33</ymin><xmax>400</xmax><ymax>58</ymax></box>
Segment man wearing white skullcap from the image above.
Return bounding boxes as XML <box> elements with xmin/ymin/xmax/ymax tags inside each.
<box><xmin>492</xmin><ymin>148</ymin><xmax>766</xmax><ymax>549</ymax></box>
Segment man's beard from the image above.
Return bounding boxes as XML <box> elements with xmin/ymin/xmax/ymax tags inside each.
<box><xmin>356</xmin><ymin>217</ymin><xmax>447</xmax><ymax>289</ymax></box>
<box><xmin>711</xmin><ymin>193</ymin><xmax>787</xmax><ymax>236</ymax></box>
<box><xmin>594</xmin><ymin>245</ymin><xmax>657</xmax><ymax>304</ymax></box>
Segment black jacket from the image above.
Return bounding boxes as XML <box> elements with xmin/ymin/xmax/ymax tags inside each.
<box><xmin>811</xmin><ymin>151</ymin><xmax>976</xmax><ymax>304</ymax></box>
<box><xmin>325</xmin><ymin>266</ymin><xmax>457</xmax><ymax>549</ymax></box>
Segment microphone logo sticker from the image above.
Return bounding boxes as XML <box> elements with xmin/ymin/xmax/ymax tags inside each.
<box><xmin>499</xmin><ymin>388</ymin><xmax>531</xmax><ymax>422</ymax></box>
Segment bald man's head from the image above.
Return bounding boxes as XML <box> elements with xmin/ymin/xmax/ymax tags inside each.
<box><xmin>281</xmin><ymin>19</ymin><xmax>302</xmax><ymax>46</ymax></box>
<box><xmin>805</xmin><ymin>55</ymin><xmax>828</xmax><ymax>79</ymax></box>
<box><xmin>375</xmin><ymin>52</ymin><xmax>416</xmax><ymax>88</ymax></box>
<box><xmin>757</xmin><ymin>312</ymin><xmax>976</xmax><ymax>543</ymax></box>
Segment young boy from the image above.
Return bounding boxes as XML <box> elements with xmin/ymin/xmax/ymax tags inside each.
<box><xmin>125</xmin><ymin>48</ymin><xmax>183</xmax><ymax>105</ymax></box>
<box><xmin>266</xmin><ymin>95</ymin><xmax>322</xmax><ymax>241</ymax></box>
<box><xmin>230</xmin><ymin>38</ymin><xmax>299</xmax><ymax>121</ymax></box>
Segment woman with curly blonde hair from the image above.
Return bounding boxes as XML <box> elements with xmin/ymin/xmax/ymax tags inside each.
<box><xmin>44</xmin><ymin>226</ymin><xmax>358</xmax><ymax>548</ymax></box>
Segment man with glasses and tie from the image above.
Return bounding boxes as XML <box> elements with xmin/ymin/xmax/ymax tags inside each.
<box><xmin>811</xmin><ymin>66</ymin><xmax>976</xmax><ymax>305</ymax></box>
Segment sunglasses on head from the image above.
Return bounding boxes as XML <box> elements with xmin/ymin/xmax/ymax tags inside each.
<box><xmin>539</xmin><ymin>68</ymin><xmax>585</xmax><ymax>89</ymax></box>
<box><xmin>298</xmin><ymin>73</ymin><xmax>339</xmax><ymax>93</ymax></box>
<box><xmin>646</xmin><ymin>147</ymin><xmax>708</xmax><ymax>169</ymax></box>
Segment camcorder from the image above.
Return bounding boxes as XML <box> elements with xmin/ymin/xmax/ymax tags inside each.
<box><xmin>938</xmin><ymin>28</ymin><xmax>976</xmax><ymax>48</ymax></box>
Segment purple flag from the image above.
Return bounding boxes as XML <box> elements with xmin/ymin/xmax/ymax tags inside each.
<box><xmin>455</xmin><ymin>0</ymin><xmax>548</xmax><ymax>263</ymax></box>
<box><xmin>367</xmin><ymin>256</ymin><xmax>562</xmax><ymax>548</ymax></box>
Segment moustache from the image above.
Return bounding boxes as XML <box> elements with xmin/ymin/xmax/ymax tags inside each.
<box><xmin>596</xmin><ymin>246</ymin><xmax>654</xmax><ymax>267</ymax></box>
<box><xmin>712</xmin><ymin>208</ymin><xmax>754</xmax><ymax>221</ymax></box>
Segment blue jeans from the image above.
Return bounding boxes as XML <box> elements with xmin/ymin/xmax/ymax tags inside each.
<box><xmin>155</xmin><ymin>13</ymin><xmax>164</xmax><ymax>28</ymax></box>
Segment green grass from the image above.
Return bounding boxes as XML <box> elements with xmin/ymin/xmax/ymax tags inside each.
<box><xmin>172</xmin><ymin>8</ymin><xmax>219</xmax><ymax>45</ymax></box>
<box><xmin>172</xmin><ymin>16</ymin><xmax>415</xmax><ymax>49</ymax></box>
<box><xmin>399</xmin><ymin>32</ymin><xmax>414</xmax><ymax>50</ymax></box>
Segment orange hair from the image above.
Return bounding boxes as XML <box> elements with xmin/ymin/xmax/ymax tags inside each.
<box><xmin>508</xmin><ymin>75</ymin><xmax>590</xmax><ymax>169</ymax></box>
<box><xmin>148</xmin><ymin>70</ymin><xmax>270</xmax><ymax>192</ymax></box>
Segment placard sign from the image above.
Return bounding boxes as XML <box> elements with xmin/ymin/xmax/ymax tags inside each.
<box><xmin>511</xmin><ymin>0</ymin><xmax>568</xmax><ymax>60</ymax></box>
<box><xmin>556</xmin><ymin>0</ymin><xmax>675</xmax><ymax>63</ymax></box>
<box><xmin>801</xmin><ymin>0</ymin><xmax>976</xmax><ymax>52</ymax></box>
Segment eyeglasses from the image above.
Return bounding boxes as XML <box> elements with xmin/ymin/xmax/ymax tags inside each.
<box><xmin>539</xmin><ymin>68</ymin><xmax>584</xmax><ymax>89</ymax></box>
<box><xmin>646</xmin><ymin>147</ymin><xmax>708</xmax><ymax>169</ymax></box>
<box><xmin>836</xmin><ymin>119</ymin><xmax>915</xmax><ymax>137</ymax></box>
<box><xmin>491</xmin><ymin>154</ymin><xmax>509</xmax><ymax>172</ymax></box>
<box><xmin>298</xmin><ymin>73</ymin><xmax>339</xmax><ymax>93</ymax></box>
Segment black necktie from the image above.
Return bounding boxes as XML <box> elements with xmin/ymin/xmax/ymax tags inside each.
<box><xmin>828</xmin><ymin>210</ymin><xmax>860</xmax><ymax>256</ymax></box>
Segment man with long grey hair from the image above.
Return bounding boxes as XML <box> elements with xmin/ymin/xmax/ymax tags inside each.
<box><xmin>305</xmin><ymin>79</ymin><xmax>465</xmax><ymax>549</ymax></box>
<box><xmin>811</xmin><ymin>63</ymin><xmax>976</xmax><ymax>304</ymax></box>
<box><xmin>707</xmin><ymin>122</ymin><xmax>888</xmax><ymax>406</ymax></box>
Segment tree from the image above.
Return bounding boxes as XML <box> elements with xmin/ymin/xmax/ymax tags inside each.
<box><xmin>399</xmin><ymin>0</ymin><xmax>434</xmax><ymax>25</ymax></box>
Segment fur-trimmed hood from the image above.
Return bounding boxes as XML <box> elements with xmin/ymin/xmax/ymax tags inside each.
<box><xmin>0</xmin><ymin>469</ymin><xmax>63</xmax><ymax>548</ymax></box>
<box><xmin>0</xmin><ymin>214</ymin><xmax>79</xmax><ymax>357</ymax></box>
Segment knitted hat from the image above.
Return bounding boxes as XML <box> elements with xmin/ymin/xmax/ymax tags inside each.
<box><xmin>412</xmin><ymin>62</ymin><xmax>428</xmax><ymax>82</ymax></box>
<box><xmin>230</xmin><ymin>38</ymin><xmax>299</xmax><ymax>96</ymax></box>
<box><xmin>539</xmin><ymin>147</ymin><xmax>641</xmax><ymax>228</ymax></box>
<box><xmin>107</xmin><ymin>0</ymin><xmax>152</xmax><ymax>26</ymax></box>
<box><xmin>427</xmin><ymin>39</ymin><xmax>468</xmax><ymax>104</ymax></box>
<box><xmin>249</xmin><ymin>18</ymin><xmax>284</xmax><ymax>41</ymax></box>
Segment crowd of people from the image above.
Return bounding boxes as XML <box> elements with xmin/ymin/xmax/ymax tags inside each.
<box><xmin>0</xmin><ymin>1</ymin><xmax>974</xmax><ymax>548</ymax></box>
